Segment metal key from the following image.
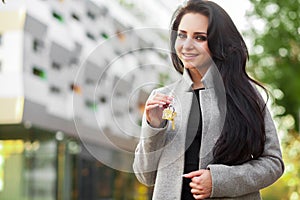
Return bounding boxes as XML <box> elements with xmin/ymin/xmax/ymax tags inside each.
<box><xmin>162</xmin><ymin>105</ymin><xmax>177</xmax><ymax>130</ymax></box>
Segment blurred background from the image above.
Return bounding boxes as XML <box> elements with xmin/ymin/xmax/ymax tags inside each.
<box><xmin>0</xmin><ymin>0</ymin><xmax>299</xmax><ymax>199</ymax></box>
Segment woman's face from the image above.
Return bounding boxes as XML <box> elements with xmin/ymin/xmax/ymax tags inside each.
<box><xmin>175</xmin><ymin>13</ymin><xmax>211</xmax><ymax>71</ymax></box>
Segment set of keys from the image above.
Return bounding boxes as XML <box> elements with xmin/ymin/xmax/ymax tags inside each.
<box><xmin>162</xmin><ymin>104</ymin><xmax>177</xmax><ymax>130</ymax></box>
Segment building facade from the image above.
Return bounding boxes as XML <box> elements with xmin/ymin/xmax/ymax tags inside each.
<box><xmin>0</xmin><ymin>0</ymin><xmax>179</xmax><ymax>199</ymax></box>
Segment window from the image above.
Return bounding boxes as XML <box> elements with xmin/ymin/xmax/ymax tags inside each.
<box><xmin>52</xmin><ymin>62</ymin><xmax>61</xmax><ymax>70</ymax></box>
<box><xmin>33</xmin><ymin>38</ymin><xmax>44</xmax><ymax>53</ymax></box>
<box><xmin>52</xmin><ymin>11</ymin><xmax>64</xmax><ymax>23</ymax></box>
<box><xmin>50</xmin><ymin>86</ymin><xmax>61</xmax><ymax>94</ymax></box>
<box><xmin>70</xmin><ymin>83</ymin><xmax>81</xmax><ymax>94</ymax></box>
<box><xmin>85</xmin><ymin>99</ymin><xmax>98</xmax><ymax>111</ymax></box>
<box><xmin>32</xmin><ymin>66</ymin><xmax>47</xmax><ymax>80</ymax></box>
<box><xmin>71</xmin><ymin>13</ymin><xmax>80</xmax><ymax>21</ymax></box>
<box><xmin>86</xmin><ymin>32</ymin><xmax>96</xmax><ymax>41</ymax></box>
<box><xmin>101</xmin><ymin>32</ymin><xmax>109</xmax><ymax>39</ymax></box>
<box><xmin>86</xmin><ymin>10</ymin><xmax>96</xmax><ymax>20</ymax></box>
<box><xmin>99</xmin><ymin>96</ymin><xmax>107</xmax><ymax>104</ymax></box>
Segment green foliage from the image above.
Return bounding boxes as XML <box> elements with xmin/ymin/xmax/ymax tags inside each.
<box><xmin>245</xmin><ymin>0</ymin><xmax>300</xmax><ymax>199</ymax></box>
<box><xmin>261</xmin><ymin>130</ymin><xmax>300</xmax><ymax>200</ymax></box>
<box><xmin>245</xmin><ymin>0</ymin><xmax>300</xmax><ymax>131</ymax></box>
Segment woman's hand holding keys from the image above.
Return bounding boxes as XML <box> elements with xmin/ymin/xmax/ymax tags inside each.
<box><xmin>145</xmin><ymin>93</ymin><xmax>173</xmax><ymax>128</ymax></box>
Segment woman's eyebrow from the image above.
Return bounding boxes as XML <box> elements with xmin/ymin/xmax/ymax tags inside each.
<box><xmin>178</xmin><ymin>30</ymin><xmax>207</xmax><ymax>35</ymax></box>
<box><xmin>178</xmin><ymin>30</ymin><xmax>187</xmax><ymax>33</ymax></box>
<box><xmin>194</xmin><ymin>32</ymin><xmax>207</xmax><ymax>35</ymax></box>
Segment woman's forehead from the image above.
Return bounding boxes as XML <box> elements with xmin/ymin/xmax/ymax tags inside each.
<box><xmin>178</xmin><ymin>13</ymin><xmax>208</xmax><ymax>33</ymax></box>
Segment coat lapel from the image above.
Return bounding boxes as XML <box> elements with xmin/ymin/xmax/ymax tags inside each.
<box><xmin>173</xmin><ymin>71</ymin><xmax>194</xmax><ymax>154</ymax></box>
<box><xmin>199</xmin><ymin>65</ymin><xmax>226</xmax><ymax>168</ymax></box>
<box><xmin>158</xmin><ymin>69</ymin><xmax>193</xmax><ymax>163</ymax></box>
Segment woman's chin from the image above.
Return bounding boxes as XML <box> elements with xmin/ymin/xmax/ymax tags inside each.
<box><xmin>183</xmin><ymin>63</ymin><xmax>197</xmax><ymax>70</ymax></box>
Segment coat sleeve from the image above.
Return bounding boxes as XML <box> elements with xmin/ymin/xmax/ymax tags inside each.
<box><xmin>207</xmin><ymin>106</ymin><xmax>284</xmax><ymax>198</ymax></box>
<box><xmin>133</xmin><ymin>89</ymin><xmax>169</xmax><ymax>186</ymax></box>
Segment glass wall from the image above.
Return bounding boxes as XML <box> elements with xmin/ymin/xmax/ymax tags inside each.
<box><xmin>0</xmin><ymin>125</ymin><xmax>57</xmax><ymax>200</ymax></box>
<box><xmin>0</xmin><ymin>125</ymin><xmax>150</xmax><ymax>200</ymax></box>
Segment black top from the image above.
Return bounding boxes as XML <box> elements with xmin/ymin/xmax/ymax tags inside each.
<box><xmin>181</xmin><ymin>88</ymin><xmax>203</xmax><ymax>200</ymax></box>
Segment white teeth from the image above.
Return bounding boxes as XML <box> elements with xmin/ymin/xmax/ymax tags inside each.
<box><xmin>183</xmin><ymin>53</ymin><xmax>198</xmax><ymax>57</ymax></box>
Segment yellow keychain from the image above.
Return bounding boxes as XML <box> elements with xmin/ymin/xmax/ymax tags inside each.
<box><xmin>162</xmin><ymin>105</ymin><xmax>177</xmax><ymax>130</ymax></box>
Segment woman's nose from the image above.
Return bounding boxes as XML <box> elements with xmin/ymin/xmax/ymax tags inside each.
<box><xmin>182</xmin><ymin>38</ymin><xmax>195</xmax><ymax>50</ymax></box>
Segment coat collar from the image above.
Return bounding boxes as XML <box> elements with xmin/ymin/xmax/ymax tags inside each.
<box><xmin>181</xmin><ymin>64</ymin><xmax>220</xmax><ymax>92</ymax></box>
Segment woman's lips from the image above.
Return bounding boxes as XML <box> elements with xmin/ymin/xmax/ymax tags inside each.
<box><xmin>182</xmin><ymin>53</ymin><xmax>199</xmax><ymax>60</ymax></box>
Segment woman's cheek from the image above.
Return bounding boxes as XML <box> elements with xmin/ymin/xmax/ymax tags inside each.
<box><xmin>174</xmin><ymin>40</ymin><xmax>183</xmax><ymax>59</ymax></box>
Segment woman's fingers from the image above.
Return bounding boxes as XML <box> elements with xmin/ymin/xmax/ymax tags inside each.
<box><xmin>153</xmin><ymin>93</ymin><xmax>173</xmax><ymax>101</ymax></box>
<box><xmin>189</xmin><ymin>181</ymin><xmax>203</xmax><ymax>190</ymax></box>
<box><xmin>183</xmin><ymin>169</ymin><xmax>204</xmax><ymax>178</ymax></box>
<box><xmin>145</xmin><ymin>93</ymin><xmax>173</xmax><ymax>110</ymax></box>
<box><xmin>193</xmin><ymin>193</ymin><xmax>210</xmax><ymax>200</ymax></box>
<box><xmin>151</xmin><ymin>94</ymin><xmax>173</xmax><ymax>104</ymax></box>
<box><xmin>145</xmin><ymin>100</ymin><xmax>166</xmax><ymax>108</ymax></box>
<box><xmin>145</xmin><ymin>93</ymin><xmax>174</xmax><ymax>127</ymax></box>
<box><xmin>145</xmin><ymin>104</ymin><xmax>159</xmax><ymax>110</ymax></box>
<box><xmin>184</xmin><ymin>170</ymin><xmax>212</xmax><ymax>199</ymax></box>
<box><xmin>191</xmin><ymin>187</ymin><xmax>210</xmax><ymax>200</ymax></box>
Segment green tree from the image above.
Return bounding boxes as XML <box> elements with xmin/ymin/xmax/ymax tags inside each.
<box><xmin>245</xmin><ymin>0</ymin><xmax>300</xmax><ymax>199</ymax></box>
<box><xmin>245</xmin><ymin>0</ymin><xmax>300</xmax><ymax>131</ymax></box>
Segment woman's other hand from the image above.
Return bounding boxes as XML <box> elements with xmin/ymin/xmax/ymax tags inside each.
<box><xmin>145</xmin><ymin>93</ymin><xmax>173</xmax><ymax>128</ymax></box>
<box><xmin>183</xmin><ymin>169</ymin><xmax>212</xmax><ymax>199</ymax></box>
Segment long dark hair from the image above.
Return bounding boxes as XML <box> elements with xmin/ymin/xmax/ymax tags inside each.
<box><xmin>170</xmin><ymin>0</ymin><xmax>267</xmax><ymax>165</ymax></box>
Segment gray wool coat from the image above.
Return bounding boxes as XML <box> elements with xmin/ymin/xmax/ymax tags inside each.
<box><xmin>133</xmin><ymin>66</ymin><xmax>284</xmax><ymax>200</ymax></box>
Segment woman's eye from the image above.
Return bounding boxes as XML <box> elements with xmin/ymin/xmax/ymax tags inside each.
<box><xmin>195</xmin><ymin>35</ymin><xmax>207</xmax><ymax>41</ymax></box>
<box><xmin>177</xmin><ymin>33</ymin><xmax>186</xmax><ymax>39</ymax></box>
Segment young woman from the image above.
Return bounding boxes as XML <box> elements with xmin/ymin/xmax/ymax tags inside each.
<box><xmin>133</xmin><ymin>1</ymin><xmax>284</xmax><ymax>199</ymax></box>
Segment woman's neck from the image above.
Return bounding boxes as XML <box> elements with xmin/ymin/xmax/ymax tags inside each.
<box><xmin>188</xmin><ymin>68</ymin><xmax>206</xmax><ymax>89</ymax></box>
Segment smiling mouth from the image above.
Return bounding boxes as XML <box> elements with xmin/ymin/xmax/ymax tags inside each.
<box><xmin>182</xmin><ymin>53</ymin><xmax>199</xmax><ymax>59</ymax></box>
